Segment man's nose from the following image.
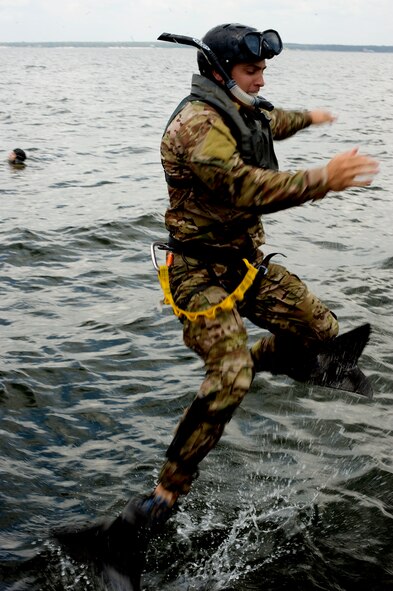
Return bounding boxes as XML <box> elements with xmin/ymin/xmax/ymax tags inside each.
<box><xmin>257</xmin><ymin>74</ymin><xmax>265</xmax><ymax>87</ymax></box>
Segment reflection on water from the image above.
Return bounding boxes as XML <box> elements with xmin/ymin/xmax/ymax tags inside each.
<box><xmin>0</xmin><ymin>46</ymin><xmax>392</xmax><ymax>590</ymax></box>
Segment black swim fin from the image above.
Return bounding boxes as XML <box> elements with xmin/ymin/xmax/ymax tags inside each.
<box><xmin>307</xmin><ymin>323</ymin><xmax>373</xmax><ymax>399</ymax></box>
<box><xmin>53</xmin><ymin>497</ymin><xmax>153</xmax><ymax>591</ymax></box>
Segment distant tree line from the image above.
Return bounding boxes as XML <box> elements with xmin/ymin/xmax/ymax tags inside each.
<box><xmin>1</xmin><ymin>41</ymin><xmax>393</xmax><ymax>53</ymax></box>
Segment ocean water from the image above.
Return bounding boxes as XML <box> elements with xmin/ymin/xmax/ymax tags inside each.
<box><xmin>0</xmin><ymin>45</ymin><xmax>392</xmax><ymax>590</ymax></box>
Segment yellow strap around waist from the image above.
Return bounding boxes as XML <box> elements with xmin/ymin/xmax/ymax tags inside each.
<box><xmin>158</xmin><ymin>258</ymin><xmax>259</xmax><ymax>322</ymax></box>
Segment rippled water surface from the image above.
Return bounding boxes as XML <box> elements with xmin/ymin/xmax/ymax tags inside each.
<box><xmin>0</xmin><ymin>46</ymin><xmax>392</xmax><ymax>590</ymax></box>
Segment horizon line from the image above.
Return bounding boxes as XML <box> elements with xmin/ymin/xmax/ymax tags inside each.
<box><xmin>1</xmin><ymin>40</ymin><xmax>393</xmax><ymax>48</ymax></box>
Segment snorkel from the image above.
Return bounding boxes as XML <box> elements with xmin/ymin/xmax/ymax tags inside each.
<box><xmin>158</xmin><ymin>32</ymin><xmax>276</xmax><ymax>111</ymax></box>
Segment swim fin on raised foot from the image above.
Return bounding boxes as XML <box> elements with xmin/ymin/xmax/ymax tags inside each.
<box><xmin>306</xmin><ymin>323</ymin><xmax>373</xmax><ymax>399</ymax></box>
<box><xmin>53</xmin><ymin>495</ymin><xmax>173</xmax><ymax>591</ymax></box>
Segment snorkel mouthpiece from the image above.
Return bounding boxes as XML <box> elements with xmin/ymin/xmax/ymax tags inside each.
<box><xmin>158</xmin><ymin>31</ymin><xmax>275</xmax><ymax>111</ymax></box>
<box><xmin>227</xmin><ymin>80</ymin><xmax>274</xmax><ymax>111</ymax></box>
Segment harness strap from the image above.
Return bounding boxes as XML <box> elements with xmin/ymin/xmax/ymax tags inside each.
<box><xmin>168</xmin><ymin>234</ymin><xmax>256</xmax><ymax>265</ymax></box>
<box><xmin>158</xmin><ymin>258</ymin><xmax>259</xmax><ymax>322</ymax></box>
<box><xmin>164</xmin><ymin>171</ymin><xmax>194</xmax><ymax>189</ymax></box>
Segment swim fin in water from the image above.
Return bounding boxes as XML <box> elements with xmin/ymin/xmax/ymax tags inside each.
<box><xmin>53</xmin><ymin>495</ymin><xmax>175</xmax><ymax>591</ymax></box>
<box><xmin>305</xmin><ymin>323</ymin><xmax>373</xmax><ymax>398</ymax></box>
<box><xmin>252</xmin><ymin>323</ymin><xmax>373</xmax><ymax>399</ymax></box>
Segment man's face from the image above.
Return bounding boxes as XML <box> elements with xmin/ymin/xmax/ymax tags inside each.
<box><xmin>230</xmin><ymin>60</ymin><xmax>266</xmax><ymax>96</ymax></box>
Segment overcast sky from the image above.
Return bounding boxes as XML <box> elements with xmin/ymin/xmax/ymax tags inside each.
<box><xmin>0</xmin><ymin>0</ymin><xmax>392</xmax><ymax>45</ymax></box>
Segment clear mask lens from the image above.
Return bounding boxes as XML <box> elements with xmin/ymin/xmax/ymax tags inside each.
<box><xmin>261</xmin><ymin>29</ymin><xmax>283</xmax><ymax>58</ymax></box>
<box><xmin>244</xmin><ymin>29</ymin><xmax>282</xmax><ymax>60</ymax></box>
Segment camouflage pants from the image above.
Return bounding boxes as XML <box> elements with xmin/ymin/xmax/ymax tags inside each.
<box><xmin>157</xmin><ymin>254</ymin><xmax>338</xmax><ymax>495</ymax></box>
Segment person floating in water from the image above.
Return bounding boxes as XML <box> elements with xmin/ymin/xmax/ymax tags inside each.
<box><xmin>8</xmin><ymin>148</ymin><xmax>26</xmax><ymax>166</ymax></box>
<box><xmin>54</xmin><ymin>23</ymin><xmax>379</xmax><ymax>587</ymax></box>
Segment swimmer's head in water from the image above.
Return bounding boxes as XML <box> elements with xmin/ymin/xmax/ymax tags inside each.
<box><xmin>8</xmin><ymin>148</ymin><xmax>27</xmax><ymax>164</ymax></box>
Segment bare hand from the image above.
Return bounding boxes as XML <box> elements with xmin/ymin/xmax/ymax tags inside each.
<box><xmin>310</xmin><ymin>109</ymin><xmax>337</xmax><ymax>125</ymax></box>
<box><xmin>326</xmin><ymin>148</ymin><xmax>379</xmax><ymax>191</ymax></box>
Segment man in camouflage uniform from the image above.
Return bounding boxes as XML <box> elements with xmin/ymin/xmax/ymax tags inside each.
<box><xmin>53</xmin><ymin>27</ymin><xmax>378</xmax><ymax>588</ymax></box>
<box><xmin>120</xmin><ymin>25</ymin><xmax>375</xmax><ymax>527</ymax></box>
<box><xmin>147</xmin><ymin>24</ymin><xmax>378</xmax><ymax>512</ymax></box>
<box><xmin>55</xmin><ymin>24</ymin><xmax>378</xmax><ymax>578</ymax></box>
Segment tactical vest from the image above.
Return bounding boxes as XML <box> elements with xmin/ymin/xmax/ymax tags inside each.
<box><xmin>164</xmin><ymin>74</ymin><xmax>279</xmax><ymax>181</ymax></box>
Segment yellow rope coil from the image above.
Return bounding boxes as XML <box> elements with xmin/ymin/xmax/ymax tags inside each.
<box><xmin>158</xmin><ymin>258</ymin><xmax>259</xmax><ymax>322</ymax></box>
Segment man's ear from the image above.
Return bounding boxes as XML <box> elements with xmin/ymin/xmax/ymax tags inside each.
<box><xmin>212</xmin><ymin>70</ymin><xmax>225</xmax><ymax>84</ymax></box>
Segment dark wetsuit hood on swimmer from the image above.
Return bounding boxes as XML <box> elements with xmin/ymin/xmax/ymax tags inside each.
<box><xmin>8</xmin><ymin>148</ymin><xmax>27</xmax><ymax>166</ymax></box>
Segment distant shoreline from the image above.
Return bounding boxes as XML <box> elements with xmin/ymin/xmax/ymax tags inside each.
<box><xmin>1</xmin><ymin>41</ymin><xmax>393</xmax><ymax>53</ymax></box>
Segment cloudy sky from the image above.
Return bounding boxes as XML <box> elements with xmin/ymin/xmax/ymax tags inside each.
<box><xmin>0</xmin><ymin>0</ymin><xmax>392</xmax><ymax>45</ymax></box>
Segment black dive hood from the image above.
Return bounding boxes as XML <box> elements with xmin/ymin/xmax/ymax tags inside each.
<box><xmin>158</xmin><ymin>32</ymin><xmax>275</xmax><ymax>111</ymax></box>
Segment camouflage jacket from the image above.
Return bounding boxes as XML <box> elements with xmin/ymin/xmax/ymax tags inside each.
<box><xmin>161</xmin><ymin>74</ymin><xmax>329</xmax><ymax>254</ymax></box>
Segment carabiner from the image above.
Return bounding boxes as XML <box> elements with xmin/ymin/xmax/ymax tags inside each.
<box><xmin>150</xmin><ymin>241</ymin><xmax>169</xmax><ymax>271</ymax></box>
